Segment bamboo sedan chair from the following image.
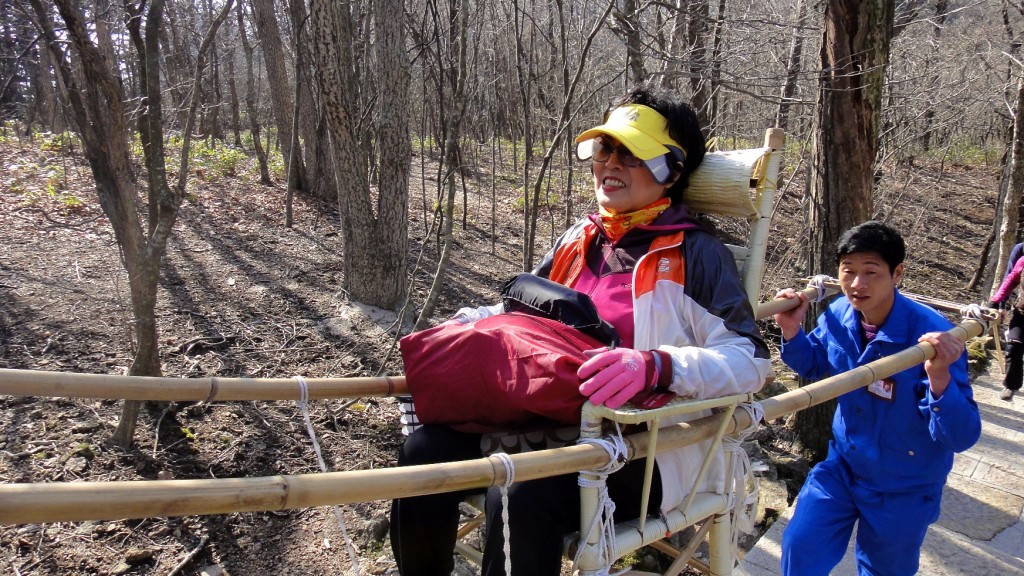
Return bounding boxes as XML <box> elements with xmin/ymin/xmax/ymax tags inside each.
<box><xmin>455</xmin><ymin>128</ymin><xmax>786</xmax><ymax>575</ymax></box>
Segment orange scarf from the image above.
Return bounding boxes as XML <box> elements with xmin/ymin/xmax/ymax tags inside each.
<box><xmin>598</xmin><ymin>198</ymin><xmax>671</xmax><ymax>242</ymax></box>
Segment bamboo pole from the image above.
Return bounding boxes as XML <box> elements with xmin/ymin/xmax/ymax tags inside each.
<box><xmin>0</xmin><ymin>290</ymin><xmax>810</xmax><ymax>403</ymax></box>
<box><xmin>0</xmin><ymin>319</ymin><xmax>985</xmax><ymax>526</ymax></box>
<box><xmin>0</xmin><ymin>442</ymin><xmax>613</xmax><ymax>524</ymax></box>
<box><xmin>0</xmin><ymin>370</ymin><xmax>407</xmax><ymax>401</ymax></box>
<box><xmin>729</xmin><ymin>318</ymin><xmax>985</xmax><ymax>431</ymax></box>
<box><xmin>752</xmin><ymin>284</ymin><xmax>828</xmax><ymax>320</ymax></box>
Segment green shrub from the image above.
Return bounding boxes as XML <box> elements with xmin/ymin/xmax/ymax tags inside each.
<box><xmin>44</xmin><ymin>167</ymin><xmax>65</xmax><ymax>197</ymax></box>
<box><xmin>268</xmin><ymin>152</ymin><xmax>286</xmax><ymax>180</ymax></box>
<box><xmin>8</xmin><ymin>162</ymin><xmax>84</xmax><ymax>211</ymax></box>
<box><xmin>206</xmin><ymin>146</ymin><xmax>247</xmax><ymax>177</ymax></box>
<box><xmin>165</xmin><ymin>138</ymin><xmax>252</xmax><ymax>179</ymax></box>
<box><xmin>38</xmin><ymin>132</ymin><xmax>78</xmax><ymax>153</ymax></box>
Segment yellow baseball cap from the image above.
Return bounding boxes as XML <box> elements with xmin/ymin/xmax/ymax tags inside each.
<box><xmin>574</xmin><ymin>104</ymin><xmax>683</xmax><ymax>161</ymax></box>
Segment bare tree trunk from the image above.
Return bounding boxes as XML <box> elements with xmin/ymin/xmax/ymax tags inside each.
<box><xmin>32</xmin><ymin>37</ymin><xmax>66</xmax><ymax>133</ymax></box>
<box><xmin>208</xmin><ymin>38</ymin><xmax>224</xmax><ymax>141</ymax></box>
<box><xmin>798</xmin><ymin>0</ymin><xmax>895</xmax><ymax>460</ymax></box>
<box><xmin>33</xmin><ymin>0</ymin><xmax>230</xmax><ymax>446</ymax></box>
<box><xmin>92</xmin><ymin>0</ymin><xmax>120</xmax><ymax>81</ymax></box>
<box><xmin>617</xmin><ymin>0</ymin><xmax>646</xmax><ymax>86</ymax></box>
<box><xmin>992</xmin><ymin>76</ymin><xmax>1024</xmax><ymax>294</ymax></box>
<box><xmin>974</xmin><ymin>8</ymin><xmax>1024</xmax><ymax>295</ymax></box>
<box><xmin>367</xmin><ymin>0</ymin><xmax>411</xmax><ymax>311</ymax></box>
<box><xmin>31</xmin><ymin>0</ymin><xmax>161</xmax><ymax>446</ymax></box>
<box><xmin>160</xmin><ymin>3</ymin><xmax>189</xmax><ymax>130</ymax></box>
<box><xmin>251</xmin><ymin>0</ymin><xmax>309</xmax><ymax>193</ymax></box>
<box><xmin>93</xmin><ymin>0</ymin><xmax>135</xmax><ymax>179</ymax></box>
<box><xmin>415</xmin><ymin>0</ymin><xmax>470</xmax><ymax>330</ymax></box>
<box><xmin>968</xmin><ymin>142</ymin><xmax>1012</xmax><ymax>291</ymax></box>
<box><xmin>0</xmin><ymin>2</ymin><xmax>21</xmax><ymax>120</ymax></box>
<box><xmin>660</xmin><ymin>0</ymin><xmax>688</xmax><ymax>91</ymax></box>
<box><xmin>175</xmin><ymin>0</ymin><xmax>234</xmax><ymax>194</ymax></box>
<box><xmin>284</xmin><ymin>11</ymin><xmax>303</xmax><ymax>228</ymax></box>
<box><xmin>310</xmin><ymin>0</ymin><xmax>410</xmax><ymax>311</ymax></box>
<box><xmin>226</xmin><ymin>45</ymin><xmax>243</xmax><ymax>147</ymax></box>
<box><xmin>919</xmin><ymin>0</ymin><xmax>948</xmax><ymax>152</ymax></box>
<box><xmin>237</xmin><ymin>1</ymin><xmax>272</xmax><ymax>185</ymax></box>
<box><xmin>510</xmin><ymin>0</ymin><xmax>537</xmax><ymax>270</ymax></box>
<box><xmin>775</xmin><ymin>0</ymin><xmax>808</xmax><ymax>131</ymax></box>
<box><xmin>524</xmin><ymin>0</ymin><xmax>614</xmax><ymax>269</ymax></box>
<box><xmin>708</xmin><ymin>0</ymin><xmax>727</xmax><ymax>132</ymax></box>
<box><xmin>287</xmin><ymin>0</ymin><xmax>333</xmax><ymax>202</ymax></box>
<box><xmin>688</xmin><ymin>1</ymin><xmax>712</xmax><ymax>129</ymax></box>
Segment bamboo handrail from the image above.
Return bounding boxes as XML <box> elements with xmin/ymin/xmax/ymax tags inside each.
<box><xmin>0</xmin><ymin>290</ymin><xmax>815</xmax><ymax>402</ymax></box>
<box><xmin>0</xmin><ymin>318</ymin><xmax>986</xmax><ymax>525</ymax></box>
<box><xmin>752</xmin><ymin>284</ymin><xmax>829</xmax><ymax>320</ymax></box>
<box><xmin>0</xmin><ymin>371</ymin><xmax>407</xmax><ymax>401</ymax></box>
<box><xmin>756</xmin><ymin>318</ymin><xmax>984</xmax><ymax>420</ymax></box>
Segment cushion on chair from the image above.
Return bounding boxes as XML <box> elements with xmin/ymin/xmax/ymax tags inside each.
<box><xmin>683</xmin><ymin>147</ymin><xmax>771</xmax><ymax>219</ymax></box>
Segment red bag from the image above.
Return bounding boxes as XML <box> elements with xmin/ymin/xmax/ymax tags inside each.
<box><xmin>400</xmin><ymin>312</ymin><xmax>604</xmax><ymax>433</ymax></box>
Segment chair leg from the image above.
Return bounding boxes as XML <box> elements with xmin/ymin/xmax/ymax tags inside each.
<box><xmin>660</xmin><ymin>519</ymin><xmax>712</xmax><ymax>576</ymax></box>
<box><xmin>454</xmin><ymin>540</ymin><xmax>483</xmax><ymax>566</ymax></box>
<box><xmin>456</xmin><ymin>511</ymin><xmax>486</xmax><ymax>539</ymax></box>
<box><xmin>454</xmin><ymin>507</ymin><xmax>486</xmax><ymax>565</ymax></box>
<box><xmin>708</xmin><ymin>511</ymin><xmax>732</xmax><ymax>576</ymax></box>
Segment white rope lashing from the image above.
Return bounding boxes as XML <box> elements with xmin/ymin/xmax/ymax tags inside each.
<box><xmin>294</xmin><ymin>376</ymin><xmax>362</xmax><ymax>576</ymax></box>
<box><xmin>807</xmin><ymin>274</ymin><xmax>831</xmax><ymax>302</ymax></box>
<box><xmin>491</xmin><ymin>451</ymin><xmax>516</xmax><ymax>576</ymax></box>
<box><xmin>722</xmin><ymin>401</ymin><xmax>765</xmax><ymax>556</ymax></box>
<box><xmin>573</xmin><ymin>425</ymin><xmax>630</xmax><ymax>576</ymax></box>
<box><xmin>959</xmin><ymin>303</ymin><xmax>990</xmax><ymax>333</ymax></box>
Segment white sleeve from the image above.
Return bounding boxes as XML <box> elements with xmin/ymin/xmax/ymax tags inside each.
<box><xmin>451</xmin><ymin>302</ymin><xmax>503</xmax><ymax>323</ymax></box>
<box><xmin>658</xmin><ymin>302</ymin><xmax>772</xmax><ymax>399</ymax></box>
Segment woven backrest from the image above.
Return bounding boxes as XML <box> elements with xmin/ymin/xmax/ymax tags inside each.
<box><xmin>683</xmin><ymin>147</ymin><xmax>772</xmax><ymax>219</ymax></box>
<box><xmin>683</xmin><ymin>129</ymin><xmax>785</xmax><ymax>307</ymax></box>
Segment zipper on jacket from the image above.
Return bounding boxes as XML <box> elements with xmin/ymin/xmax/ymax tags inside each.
<box><xmin>506</xmin><ymin>312</ymin><xmax>600</xmax><ymax>359</ymax></box>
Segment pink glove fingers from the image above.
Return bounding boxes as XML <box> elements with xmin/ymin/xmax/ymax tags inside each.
<box><xmin>577</xmin><ymin>348</ymin><xmax>654</xmax><ymax>408</ymax></box>
<box><xmin>583</xmin><ymin>364</ymin><xmax>630</xmax><ymax>405</ymax></box>
<box><xmin>577</xmin><ymin>347</ymin><xmax>614</xmax><ymax>380</ymax></box>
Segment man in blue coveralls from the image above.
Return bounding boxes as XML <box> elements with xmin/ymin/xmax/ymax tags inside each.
<box><xmin>772</xmin><ymin>221</ymin><xmax>981</xmax><ymax>576</ymax></box>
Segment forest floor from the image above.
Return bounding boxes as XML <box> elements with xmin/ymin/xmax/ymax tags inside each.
<box><xmin>0</xmin><ymin>132</ymin><xmax>1003</xmax><ymax>576</ymax></box>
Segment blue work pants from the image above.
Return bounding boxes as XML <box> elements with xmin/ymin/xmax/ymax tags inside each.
<box><xmin>780</xmin><ymin>454</ymin><xmax>942</xmax><ymax>576</ymax></box>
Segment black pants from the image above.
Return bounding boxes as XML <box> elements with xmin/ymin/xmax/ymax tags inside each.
<box><xmin>389</xmin><ymin>425</ymin><xmax>662</xmax><ymax>576</ymax></box>
<box><xmin>1005</xmin><ymin>307</ymin><xmax>1024</xmax><ymax>392</ymax></box>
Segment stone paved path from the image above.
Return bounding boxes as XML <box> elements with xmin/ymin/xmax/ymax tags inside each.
<box><xmin>738</xmin><ymin>361</ymin><xmax>1024</xmax><ymax>575</ymax></box>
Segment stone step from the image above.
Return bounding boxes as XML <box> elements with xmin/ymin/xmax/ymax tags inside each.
<box><xmin>737</xmin><ymin>493</ymin><xmax>1024</xmax><ymax>576</ymax></box>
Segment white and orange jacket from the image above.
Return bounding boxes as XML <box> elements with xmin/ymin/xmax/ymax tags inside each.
<box><xmin>456</xmin><ymin>204</ymin><xmax>771</xmax><ymax>512</ymax></box>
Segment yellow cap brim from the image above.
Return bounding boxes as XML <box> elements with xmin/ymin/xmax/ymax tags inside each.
<box><xmin>574</xmin><ymin>104</ymin><xmax>683</xmax><ymax>161</ymax></box>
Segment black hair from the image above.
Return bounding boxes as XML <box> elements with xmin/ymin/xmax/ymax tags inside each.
<box><xmin>607</xmin><ymin>86</ymin><xmax>707</xmax><ymax>204</ymax></box>
<box><xmin>835</xmin><ymin>221</ymin><xmax>906</xmax><ymax>273</ymax></box>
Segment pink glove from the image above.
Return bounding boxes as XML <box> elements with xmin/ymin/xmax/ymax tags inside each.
<box><xmin>577</xmin><ymin>348</ymin><xmax>658</xmax><ymax>409</ymax></box>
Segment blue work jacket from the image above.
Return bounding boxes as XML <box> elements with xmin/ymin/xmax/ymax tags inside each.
<box><xmin>781</xmin><ymin>290</ymin><xmax>981</xmax><ymax>492</ymax></box>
